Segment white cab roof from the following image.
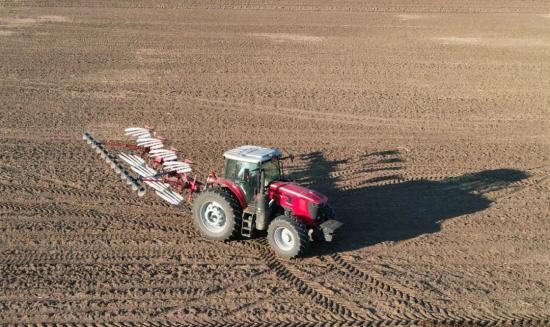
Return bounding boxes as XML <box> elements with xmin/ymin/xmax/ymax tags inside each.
<box><xmin>223</xmin><ymin>145</ymin><xmax>282</xmax><ymax>164</ymax></box>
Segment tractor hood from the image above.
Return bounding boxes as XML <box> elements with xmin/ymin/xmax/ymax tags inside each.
<box><xmin>269</xmin><ymin>181</ymin><xmax>328</xmax><ymax>204</ymax></box>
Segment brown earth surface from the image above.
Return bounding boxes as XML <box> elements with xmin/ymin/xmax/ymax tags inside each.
<box><xmin>1</xmin><ymin>1</ymin><xmax>550</xmax><ymax>325</ymax></box>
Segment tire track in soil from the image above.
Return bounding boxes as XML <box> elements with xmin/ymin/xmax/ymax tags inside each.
<box><xmin>0</xmin><ymin>199</ymin><xmax>496</xmax><ymax>322</ymax></box>
<box><xmin>4</xmin><ymin>303</ymin><xmax>192</xmax><ymax>324</ymax></box>
<box><xmin>9</xmin><ymin>313</ymin><xmax>549</xmax><ymax>326</ymax></box>
<box><xmin>313</xmin><ymin>257</ymin><xmax>432</xmax><ymax>320</ymax></box>
<box><xmin>8</xmin><ymin>316</ymin><xmax>550</xmax><ymax>327</ymax></box>
<box><xmin>2</xmin><ymin>84</ymin><xmax>538</xmax><ymax>135</ymax></box>
<box><xmin>1</xmin><ymin>267</ymin><xmax>270</xmax><ymax>302</ymax></box>
<box><xmin>221</xmin><ymin>239</ymin><xmax>370</xmax><ymax>325</ymax></box>
<box><xmin>0</xmin><ymin>153</ymin><xmax>173</xmax><ymax>209</ymax></box>
<box><xmin>234</xmin><ymin>238</ymin><xmax>456</xmax><ymax>324</ymax></box>
<box><xmin>239</xmin><ymin>238</ymin><xmax>371</xmax><ymax>322</ymax></box>
<box><xmin>2</xmin><ymin>1</ymin><xmax>549</xmax><ymax>13</ymax></box>
<box><xmin>198</xmin><ymin>313</ymin><xmax>550</xmax><ymax>326</ymax></box>
<box><xmin>1</xmin><ymin>231</ymin><xmax>187</xmax><ymax>244</ymax></box>
<box><xmin>190</xmin><ymin>97</ymin><xmax>530</xmax><ymax>129</ymax></box>
<box><xmin>2</xmin><ymin>180</ymin><xmax>548</xmax><ymax>325</ymax></box>
<box><xmin>325</xmin><ymin>254</ymin><xmax>457</xmax><ymax>320</ymax></box>
<box><xmin>0</xmin><ymin>162</ymin><xmax>173</xmax><ymax>210</ymax></box>
<box><xmin>211</xmin><ymin>185</ymin><xmax>550</xmax><ymax>325</ymax></box>
<box><xmin>0</xmin><ymin>249</ymin><xmax>260</xmax><ymax>266</ymax></box>
<box><xmin>182</xmin><ymin>97</ymin><xmax>548</xmax><ymax>143</ymax></box>
<box><xmin>0</xmin><ymin>208</ymin><xmax>364</xmax><ymax>321</ymax></box>
<box><xmin>2</xmin><ymin>200</ymin><xmax>550</xmax><ymax>326</ymax></box>
<box><xmin>0</xmin><ymin>182</ymin><xmax>169</xmax><ymax>208</ymax></box>
<box><xmin>0</xmin><ymin>202</ymin><xmax>195</xmax><ymax>237</ymax></box>
<box><xmin>110</xmin><ymin>91</ymin><xmax>550</xmax><ymax>128</ymax></box>
<box><xmin>0</xmin><ymin>204</ymin><xmax>369</xmax><ymax>321</ymax></box>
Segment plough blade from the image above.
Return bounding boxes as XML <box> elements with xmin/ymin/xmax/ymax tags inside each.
<box><xmin>119</xmin><ymin>153</ymin><xmax>146</xmax><ymax>167</ymax></box>
<box><xmin>130</xmin><ymin>165</ymin><xmax>157</xmax><ymax>178</ymax></box>
<box><xmin>125</xmin><ymin>127</ymin><xmax>151</xmax><ymax>138</ymax></box>
<box><xmin>136</xmin><ymin>137</ymin><xmax>164</xmax><ymax>148</ymax></box>
<box><xmin>148</xmin><ymin>149</ymin><xmax>176</xmax><ymax>157</ymax></box>
<box><xmin>144</xmin><ymin>180</ymin><xmax>170</xmax><ymax>192</ymax></box>
<box><xmin>131</xmin><ymin>166</ymin><xmax>157</xmax><ymax>178</ymax></box>
<box><xmin>148</xmin><ymin>143</ymin><xmax>164</xmax><ymax>150</ymax></box>
<box><xmin>150</xmin><ymin>151</ymin><xmax>178</xmax><ymax>162</ymax></box>
<box><xmin>85</xmin><ymin>128</ymin><xmax>198</xmax><ymax>208</ymax></box>
<box><xmin>163</xmin><ymin>161</ymin><xmax>192</xmax><ymax>173</ymax></box>
<box><xmin>147</xmin><ymin>145</ymin><xmax>188</xmax><ymax>163</ymax></box>
<box><xmin>83</xmin><ymin>132</ymin><xmax>146</xmax><ymax>197</ymax></box>
<box><xmin>155</xmin><ymin>189</ymin><xmax>184</xmax><ymax>206</ymax></box>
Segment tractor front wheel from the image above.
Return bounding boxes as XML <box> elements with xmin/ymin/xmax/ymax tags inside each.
<box><xmin>267</xmin><ymin>215</ymin><xmax>309</xmax><ymax>258</ymax></box>
<box><xmin>192</xmin><ymin>188</ymin><xmax>242</xmax><ymax>241</ymax></box>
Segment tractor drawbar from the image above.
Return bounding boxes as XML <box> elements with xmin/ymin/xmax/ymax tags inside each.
<box><xmin>83</xmin><ymin>132</ymin><xmax>146</xmax><ymax>197</ymax></box>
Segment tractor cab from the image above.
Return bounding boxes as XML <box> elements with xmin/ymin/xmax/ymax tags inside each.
<box><xmin>223</xmin><ymin>145</ymin><xmax>282</xmax><ymax>204</ymax></box>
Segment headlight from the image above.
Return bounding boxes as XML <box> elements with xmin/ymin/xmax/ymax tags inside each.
<box><xmin>307</xmin><ymin>202</ymin><xmax>320</xmax><ymax>220</ymax></box>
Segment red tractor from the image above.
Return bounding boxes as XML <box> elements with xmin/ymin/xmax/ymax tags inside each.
<box><xmin>83</xmin><ymin>128</ymin><xmax>342</xmax><ymax>258</ymax></box>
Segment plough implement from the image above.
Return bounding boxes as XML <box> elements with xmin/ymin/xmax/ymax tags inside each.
<box><xmin>83</xmin><ymin>128</ymin><xmax>199</xmax><ymax>206</ymax></box>
<box><xmin>83</xmin><ymin>126</ymin><xmax>342</xmax><ymax>258</ymax></box>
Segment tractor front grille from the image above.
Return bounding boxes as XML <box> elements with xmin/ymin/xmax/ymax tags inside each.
<box><xmin>308</xmin><ymin>203</ymin><xmax>336</xmax><ymax>222</ymax></box>
<box><xmin>315</xmin><ymin>203</ymin><xmax>335</xmax><ymax>222</ymax></box>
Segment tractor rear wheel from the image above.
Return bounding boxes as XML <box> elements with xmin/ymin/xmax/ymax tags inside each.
<box><xmin>192</xmin><ymin>188</ymin><xmax>242</xmax><ymax>241</ymax></box>
<box><xmin>267</xmin><ymin>215</ymin><xmax>309</xmax><ymax>258</ymax></box>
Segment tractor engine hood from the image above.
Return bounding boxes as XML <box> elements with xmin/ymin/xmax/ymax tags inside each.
<box><xmin>269</xmin><ymin>181</ymin><xmax>328</xmax><ymax>204</ymax></box>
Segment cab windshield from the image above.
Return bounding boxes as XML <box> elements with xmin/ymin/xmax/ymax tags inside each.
<box><xmin>260</xmin><ymin>159</ymin><xmax>281</xmax><ymax>186</ymax></box>
<box><xmin>225</xmin><ymin>159</ymin><xmax>258</xmax><ymax>182</ymax></box>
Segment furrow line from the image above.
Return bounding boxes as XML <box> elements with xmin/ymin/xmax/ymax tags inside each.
<box><xmin>329</xmin><ymin>253</ymin><xmax>458</xmax><ymax>320</ymax></box>
<box><xmin>0</xmin><ymin>202</ymin><xmax>194</xmax><ymax>236</ymax></box>
<box><xmin>8</xmin><ymin>314</ymin><xmax>550</xmax><ymax>326</ymax></box>
<box><xmin>234</xmin><ymin>239</ymin><xmax>367</xmax><ymax>322</ymax></box>
<box><xmin>0</xmin><ymin>183</ymin><xmax>170</xmax><ymax>209</ymax></box>
<box><xmin>210</xmin><ymin>311</ymin><xmax>550</xmax><ymax>326</ymax></box>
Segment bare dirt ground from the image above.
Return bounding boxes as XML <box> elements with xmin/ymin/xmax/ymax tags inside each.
<box><xmin>1</xmin><ymin>1</ymin><xmax>550</xmax><ymax>325</ymax></box>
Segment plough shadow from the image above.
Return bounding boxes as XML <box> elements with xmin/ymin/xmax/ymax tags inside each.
<box><xmin>286</xmin><ymin>151</ymin><xmax>529</xmax><ymax>256</ymax></box>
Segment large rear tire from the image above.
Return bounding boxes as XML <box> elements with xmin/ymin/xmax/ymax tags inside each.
<box><xmin>192</xmin><ymin>188</ymin><xmax>242</xmax><ymax>241</ymax></box>
<box><xmin>267</xmin><ymin>215</ymin><xmax>309</xmax><ymax>258</ymax></box>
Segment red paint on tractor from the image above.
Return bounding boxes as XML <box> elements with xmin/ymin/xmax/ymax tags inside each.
<box><xmin>268</xmin><ymin>181</ymin><xmax>328</xmax><ymax>226</ymax></box>
<box><xmin>270</xmin><ymin>181</ymin><xmax>328</xmax><ymax>204</ymax></box>
<box><xmin>214</xmin><ymin>177</ymin><xmax>248</xmax><ymax>209</ymax></box>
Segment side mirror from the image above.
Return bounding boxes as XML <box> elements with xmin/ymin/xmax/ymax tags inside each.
<box><xmin>243</xmin><ymin>168</ymin><xmax>250</xmax><ymax>182</ymax></box>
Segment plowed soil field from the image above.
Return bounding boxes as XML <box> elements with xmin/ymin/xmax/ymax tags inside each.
<box><xmin>1</xmin><ymin>1</ymin><xmax>550</xmax><ymax>325</ymax></box>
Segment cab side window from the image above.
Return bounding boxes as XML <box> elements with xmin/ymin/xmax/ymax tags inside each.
<box><xmin>225</xmin><ymin>159</ymin><xmax>239</xmax><ymax>180</ymax></box>
<box><xmin>237</xmin><ymin>162</ymin><xmax>258</xmax><ymax>181</ymax></box>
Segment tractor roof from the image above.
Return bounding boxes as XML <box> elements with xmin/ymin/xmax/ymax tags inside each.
<box><xmin>223</xmin><ymin>145</ymin><xmax>282</xmax><ymax>164</ymax></box>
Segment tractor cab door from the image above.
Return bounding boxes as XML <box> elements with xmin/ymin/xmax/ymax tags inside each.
<box><xmin>224</xmin><ymin>159</ymin><xmax>259</xmax><ymax>205</ymax></box>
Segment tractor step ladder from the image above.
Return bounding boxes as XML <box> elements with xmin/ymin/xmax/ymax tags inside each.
<box><xmin>241</xmin><ymin>212</ymin><xmax>254</xmax><ymax>238</ymax></box>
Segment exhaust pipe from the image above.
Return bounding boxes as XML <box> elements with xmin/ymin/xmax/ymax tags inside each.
<box><xmin>255</xmin><ymin>169</ymin><xmax>268</xmax><ymax>230</ymax></box>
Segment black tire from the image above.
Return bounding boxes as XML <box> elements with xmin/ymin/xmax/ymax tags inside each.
<box><xmin>267</xmin><ymin>215</ymin><xmax>309</xmax><ymax>258</ymax></box>
<box><xmin>192</xmin><ymin>188</ymin><xmax>242</xmax><ymax>241</ymax></box>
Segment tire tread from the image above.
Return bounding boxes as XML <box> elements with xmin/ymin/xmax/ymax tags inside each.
<box><xmin>192</xmin><ymin>187</ymin><xmax>243</xmax><ymax>240</ymax></box>
<box><xmin>267</xmin><ymin>215</ymin><xmax>309</xmax><ymax>258</ymax></box>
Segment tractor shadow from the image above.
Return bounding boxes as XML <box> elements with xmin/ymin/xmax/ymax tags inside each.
<box><xmin>286</xmin><ymin>151</ymin><xmax>529</xmax><ymax>256</ymax></box>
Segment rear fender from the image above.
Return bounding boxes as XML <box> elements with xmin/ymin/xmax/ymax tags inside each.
<box><xmin>214</xmin><ymin>178</ymin><xmax>247</xmax><ymax>209</ymax></box>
